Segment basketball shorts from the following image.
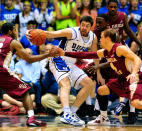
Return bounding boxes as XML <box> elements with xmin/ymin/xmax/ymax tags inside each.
<box><xmin>0</xmin><ymin>68</ymin><xmax>31</xmax><ymax>97</ymax></box>
<box><xmin>49</xmin><ymin>57</ymin><xmax>87</xmax><ymax>90</ymax></box>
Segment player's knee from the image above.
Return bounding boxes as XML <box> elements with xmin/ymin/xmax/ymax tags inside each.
<box><xmin>97</xmin><ymin>85</ymin><xmax>110</xmax><ymax>96</ymax></box>
<box><xmin>83</xmin><ymin>77</ymin><xmax>95</xmax><ymax>90</ymax></box>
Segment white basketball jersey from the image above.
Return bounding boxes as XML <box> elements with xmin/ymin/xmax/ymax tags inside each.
<box><xmin>60</xmin><ymin>27</ymin><xmax>96</xmax><ymax>63</ymax></box>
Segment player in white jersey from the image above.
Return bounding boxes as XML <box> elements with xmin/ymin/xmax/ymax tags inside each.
<box><xmin>26</xmin><ymin>16</ymin><xmax>98</xmax><ymax>126</ymax></box>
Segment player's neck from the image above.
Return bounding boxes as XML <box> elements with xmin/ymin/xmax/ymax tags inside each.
<box><xmin>108</xmin><ymin>13</ymin><xmax>118</xmax><ymax>21</ymax></box>
<box><xmin>106</xmin><ymin>42</ymin><xmax>114</xmax><ymax>52</ymax></box>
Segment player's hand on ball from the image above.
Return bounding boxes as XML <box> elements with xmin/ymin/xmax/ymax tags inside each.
<box><xmin>25</xmin><ymin>30</ymin><xmax>32</xmax><ymax>40</ymax></box>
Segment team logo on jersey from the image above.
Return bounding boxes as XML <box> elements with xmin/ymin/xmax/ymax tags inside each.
<box><xmin>72</xmin><ymin>43</ymin><xmax>86</xmax><ymax>51</ymax></box>
<box><xmin>19</xmin><ymin>84</ymin><xmax>27</xmax><ymax>89</ymax></box>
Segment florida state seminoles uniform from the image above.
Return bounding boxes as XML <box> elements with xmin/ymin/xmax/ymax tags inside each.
<box><xmin>107</xmin><ymin>11</ymin><xmax>126</xmax><ymax>45</ymax></box>
<box><xmin>104</xmin><ymin>44</ymin><xmax>142</xmax><ymax>101</ymax></box>
<box><xmin>0</xmin><ymin>35</ymin><xmax>30</xmax><ymax>98</ymax></box>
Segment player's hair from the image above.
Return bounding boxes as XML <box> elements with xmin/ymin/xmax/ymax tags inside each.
<box><xmin>107</xmin><ymin>0</ymin><xmax>118</xmax><ymax>5</ymax></box>
<box><xmin>97</xmin><ymin>13</ymin><xmax>108</xmax><ymax>22</ymax></box>
<box><xmin>1</xmin><ymin>23</ymin><xmax>14</xmax><ymax>35</ymax></box>
<box><xmin>80</xmin><ymin>16</ymin><xmax>93</xmax><ymax>26</ymax></box>
<box><xmin>103</xmin><ymin>29</ymin><xmax>119</xmax><ymax>43</ymax></box>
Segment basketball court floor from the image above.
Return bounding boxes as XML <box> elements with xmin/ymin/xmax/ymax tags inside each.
<box><xmin>0</xmin><ymin>115</ymin><xmax>142</xmax><ymax>131</ymax></box>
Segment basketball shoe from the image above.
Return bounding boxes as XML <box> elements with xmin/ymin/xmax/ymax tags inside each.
<box><xmin>26</xmin><ymin>116</ymin><xmax>46</xmax><ymax>127</ymax></box>
<box><xmin>60</xmin><ymin>112</ymin><xmax>85</xmax><ymax>126</ymax></box>
<box><xmin>87</xmin><ymin>115</ymin><xmax>110</xmax><ymax>126</ymax></box>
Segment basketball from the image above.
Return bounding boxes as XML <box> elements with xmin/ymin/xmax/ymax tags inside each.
<box><xmin>29</xmin><ymin>29</ymin><xmax>47</xmax><ymax>46</ymax></box>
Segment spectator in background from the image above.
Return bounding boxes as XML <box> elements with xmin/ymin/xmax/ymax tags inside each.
<box><xmin>54</xmin><ymin>0</ymin><xmax>77</xmax><ymax>30</ymax></box>
<box><xmin>97</xmin><ymin>0</ymin><xmax>109</xmax><ymax>14</ymax></box>
<box><xmin>128</xmin><ymin>0</ymin><xmax>142</xmax><ymax>33</ymax></box>
<box><xmin>139</xmin><ymin>0</ymin><xmax>142</xmax><ymax>11</ymax></box>
<box><xmin>1</xmin><ymin>0</ymin><xmax>20</xmax><ymax>23</ymax></box>
<box><xmin>14</xmin><ymin>0</ymin><xmax>23</xmax><ymax>11</ymax></box>
<box><xmin>130</xmin><ymin>22</ymin><xmax>142</xmax><ymax>57</ymax></box>
<box><xmin>76</xmin><ymin>0</ymin><xmax>97</xmax><ymax>30</ymax></box>
<box><xmin>20</xmin><ymin>20</ymin><xmax>39</xmax><ymax>55</ymax></box>
<box><xmin>34</xmin><ymin>0</ymin><xmax>54</xmax><ymax>31</ymax></box>
<box><xmin>15</xmin><ymin>1</ymin><xmax>34</xmax><ymax>39</ymax></box>
<box><xmin>118</xmin><ymin>0</ymin><xmax>129</xmax><ymax>15</ymax></box>
<box><xmin>30</xmin><ymin>0</ymin><xmax>38</xmax><ymax>11</ymax></box>
<box><xmin>94</xmin><ymin>0</ymin><xmax>102</xmax><ymax>11</ymax></box>
<box><xmin>14</xmin><ymin>48</ymin><xmax>42</xmax><ymax>107</ymax></box>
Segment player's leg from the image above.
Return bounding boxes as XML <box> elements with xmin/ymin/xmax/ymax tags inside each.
<box><xmin>49</xmin><ymin>57</ymin><xmax>85</xmax><ymax>126</ymax></box>
<box><xmin>87</xmin><ymin>85</ymin><xmax>110</xmax><ymax>125</ymax></box>
<box><xmin>130</xmin><ymin>83</ymin><xmax>142</xmax><ymax>109</ymax></box>
<box><xmin>0</xmin><ymin>69</ymin><xmax>46</xmax><ymax>127</ymax></box>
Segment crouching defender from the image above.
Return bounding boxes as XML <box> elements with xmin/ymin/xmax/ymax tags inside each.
<box><xmin>59</xmin><ymin>28</ymin><xmax>142</xmax><ymax>125</ymax></box>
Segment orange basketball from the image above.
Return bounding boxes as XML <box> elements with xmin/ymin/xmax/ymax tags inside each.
<box><xmin>29</xmin><ymin>29</ymin><xmax>47</xmax><ymax>46</ymax></box>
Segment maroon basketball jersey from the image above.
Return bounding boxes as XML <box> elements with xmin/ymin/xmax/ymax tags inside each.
<box><xmin>107</xmin><ymin>11</ymin><xmax>126</xmax><ymax>45</ymax></box>
<box><xmin>94</xmin><ymin>28</ymin><xmax>102</xmax><ymax>49</ymax></box>
<box><xmin>104</xmin><ymin>43</ymin><xmax>130</xmax><ymax>77</ymax></box>
<box><xmin>0</xmin><ymin>35</ymin><xmax>13</xmax><ymax>67</ymax></box>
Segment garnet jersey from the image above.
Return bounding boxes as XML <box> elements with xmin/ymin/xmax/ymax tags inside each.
<box><xmin>0</xmin><ymin>35</ymin><xmax>13</xmax><ymax>68</ymax></box>
<box><xmin>106</xmin><ymin>12</ymin><xmax>126</xmax><ymax>45</ymax></box>
<box><xmin>104</xmin><ymin>43</ymin><xmax>131</xmax><ymax>78</ymax></box>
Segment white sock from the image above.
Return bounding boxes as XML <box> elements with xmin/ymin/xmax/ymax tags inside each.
<box><xmin>122</xmin><ymin>98</ymin><xmax>129</xmax><ymax>103</ymax></box>
<box><xmin>63</xmin><ymin>106</ymin><xmax>71</xmax><ymax>113</ymax></box>
<box><xmin>27</xmin><ymin>110</ymin><xmax>34</xmax><ymax>117</ymax></box>
<box><xmin>94</xmin><ymin>98</ymin><xmax>100</xmax><ymax>110</ymax></box>
<box><xmin>86</xmin><ymin>95</ymin><xmax>92</xmax><ymax>105</ymax></box>
<box><xmin>71</xmin><ymin>106</ymin><xmax>78</xmax><ymax>113</ymax></box>
<box><xmin>100</xmin><ymin>111</ymin><xmax>107</xmax><ymax>117</ymax></box>
<box><xmin>129</xmin><ymin>101</ymin><xmax>135</xmax><ymax>112</ymax></box>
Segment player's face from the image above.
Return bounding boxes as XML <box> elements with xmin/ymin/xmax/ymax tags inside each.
<box><xmin>130</xmin><ymin>0</ymin><xmax>138</xmax><ymax>8</ymax></box>
<box><xmin>24</xmin><ymin>3</ymin><xmax>31</xmax><ymax>12</ymax></box>
<box><xmin>80</xmin><ymin>21</ymin><xmax>91</xmax><ymax>37</ymax></box>
<box><xmin>119</xmin><ymin>0</ymin><xmax>127</xmax><ymax>6</ymax></box>
<box><xmin>100</xmin><ymin>32</ymin><xmax>106</xmax><ymax>48</ymax></box>
<box><xmin>5</xmin><ymin>0</ymin><xmax>13</xmax><ymax>8</ymax></box>
<box><xmin>107</xmin><ymin>2</ymin><xmax>118</xmax><ymax>16</ymax></box>
<box><xmin>96</xmin><ymin>17</ymin><xmax>107</xmax><ymax>31</ymax></box>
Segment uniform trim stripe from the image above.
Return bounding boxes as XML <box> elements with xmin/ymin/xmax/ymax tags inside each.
<box><xmin>73</xmin><ymin>73</ymin><xmax>86</xmax><ymax>87</ymax></box>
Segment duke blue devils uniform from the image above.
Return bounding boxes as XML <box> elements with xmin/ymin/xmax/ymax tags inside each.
<box><xmin>49</xmin><ymin>27</ymin><xmax>95</xmax><ymax>89</ymax></box>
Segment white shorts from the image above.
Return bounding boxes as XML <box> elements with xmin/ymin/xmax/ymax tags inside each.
<box><xmin>49</xmin><ymin>57</ymin><xmax>87</xmax><ymax>90</ymax></box>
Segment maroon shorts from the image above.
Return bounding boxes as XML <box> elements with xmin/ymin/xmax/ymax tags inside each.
<box><xmin>106</xmin><ymin>72</ymin><xmax>142</xmax><ymax>101</ymax></box>
<box><xmin>0</xmin><ymin>68</ymin><xmax>30</xmax><ymax>97</ymax></box>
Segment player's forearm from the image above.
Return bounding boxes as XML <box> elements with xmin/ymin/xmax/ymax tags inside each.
<box><xmin>65</xmin><ymin>52</ymin><xmax>99</xmax><ymax>59</ymax></box>
<box><xmin>132</xmin><ymin>57</ymin><xmax>141</xmax><ymax>74</ymax></box>
<box><xmin>25</xmin><ymin>53</ymin><xmax>49</xmax><ymax>63</ymax></box>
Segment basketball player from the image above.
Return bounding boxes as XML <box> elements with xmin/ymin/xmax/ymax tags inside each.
<box><xmin>63</xmin><ymin>29</ymin><xmax>142</xmax><ymax>125</ymax></box>
<box><xmin>35</xmin><ymin>16</ymin><xmax>98</xmax><ymax>126</ymax></box>
<box><xmin>0</xmin><ymin>23</ymin><xmax>59</xmax><ymax>127</ymax></box>
<box><xmin>106</xmin><ymin>0</ymin><xmax>141</xmax><ymax>47</ymax></box>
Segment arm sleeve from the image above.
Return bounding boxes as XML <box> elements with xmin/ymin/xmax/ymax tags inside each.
<box><xmin>65</xmin><ymin>52</ymin><xmax>99</xmax><ymax>59</ymax></box>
